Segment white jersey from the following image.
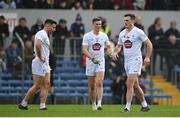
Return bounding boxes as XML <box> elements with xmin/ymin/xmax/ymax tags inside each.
<box><xmin>82</xmin><ymin>31</ymin><xmax>110</xmax><ymax>61</ymax></box>
<box><xmin>34</xmin><ymin>30</ymin><xmax>50</xmax><ymax>62</ymax></box>
<box><xmin>118</xmin><ymin>26</ymin><xmax>148</xmax><ymax>61</ymax></box>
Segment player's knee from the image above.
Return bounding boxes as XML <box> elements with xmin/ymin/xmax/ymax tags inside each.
<box><xmin>96</xmin><ymin>81</ymin><xmax>103</xmax><ymax>87</ymax></box>
<box><xmin>34</xmin><ymin>84</ymin><xmax>41</xmax><ymax>90</ymax></box>
<box><xmin>134</xmin><ymin>83</ymin><xmax>139</xmax><ymax>89</ymax></box>
<box><xmin>89</xmin><ymin>83</ymin><xmax>96</xmax><ymax>91</ymax></box>
<box><xmin>90</xmin><ymin>86</ymin><xmax>96</xmax><ymax>91</ymax></box>
<box><xmin>126</xmin><ymin>80</ymin><xmax>133</xmax><ymax>89</ymax></box>
<box><xmin>45</xmin><ymin>82</ymin><xmax>50</xmax><ymax>89</ymax></box>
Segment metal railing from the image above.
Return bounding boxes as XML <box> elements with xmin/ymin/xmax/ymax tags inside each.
<box><xmin>15</xmin><ymin>32</ymin><xmax>25</xmax><ymax>95</ymax></box>
<box><xmin>52</xmin><ymin>37</ymin><xmax>83</xmax><ymax>61</ymax></box>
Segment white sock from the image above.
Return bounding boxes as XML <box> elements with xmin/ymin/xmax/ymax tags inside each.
<box><xmin>92</xmin><ymin>102</ymin><xmax>96</xmax><ymax>106</ymax></box>
<box><xmin>40</xmin><ymin>103</ymin><xmax>46</xmax><ymax>109</ymax></box>
<box><xmin>141</xmin><ymin>100</ymin><xmax>148</xmax><ymax>107</ymax></box>
<box><xmin>125</xmin><ymin>102</ymin><xmax>131</xmax><ymax>110</ymax></box>
<box><xmin>97</xmin><ymin>100</ymin><xmax>102</xmax><ymax>106</ymax></box>
<box><xmin>21</xmin><ymin>100</ymin><xmax>27</xmax><ymax>107</ymax></box>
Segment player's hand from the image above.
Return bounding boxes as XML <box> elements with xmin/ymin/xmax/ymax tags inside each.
<box><xmin>112</xmin><ymin>52</ymin><xmax>119</xmax><ymax>61</ymax></box>
<box><xmin>144</xmin><ymin>57</ymin><xmax>150</xmax><ymax>66</ymax></box>
<box><xmin>91</xmin><ymin>58</ymin><xmax>100</xmax><ymax>65</ymax></box>
<box><xmin>40</xmin><ymin>56</ymin><xmax>45</xmax><ymax>63</ymax></box>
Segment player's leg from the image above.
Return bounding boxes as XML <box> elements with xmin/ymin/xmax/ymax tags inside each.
<box><xmin>95</xmin><ymin>71</ymin><xmax>104</xmax><ymax>110</ymax></box>
<box><xmin>124</xmin><ymin>74</ymin><xmax>136</xmax><ymax>112</ymax></box>
<box><xmin>40</xmin><ymin>72</ymin><xmax>50</xmax><ymax>110</ymax></box>
<box><xmin>19</xmin><ymin>75</ymin><xmax>42</xmax><ymax>110</ymax></box>
<box><xmin>88</xmin><ymin>76</ymin><xmax>97</xmax><ymax>110</ymax></box>
<box><xmin>134</xmin><ymin>79</ymin><xmax>150</xmax><ymax>112</ymax></box>
<box><xmin>49</xmin><ymin>70</ymin><xmax>55</xmax><ymax>104</ymax></box>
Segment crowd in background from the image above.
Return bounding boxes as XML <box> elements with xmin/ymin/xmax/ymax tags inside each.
<box><xmin>0</xmin><ymin>0</ymin><xmax>180</xmax><ymax>10</ymax></box>
<box><xmin>0</xmin><ymin>11</ymin><xmax>180</xmax><ymax>104</ymax></box>
<box><xmin>0</xmin><ymin>12</ymin><xmax>180</xmax><ymax>79</ymax></box>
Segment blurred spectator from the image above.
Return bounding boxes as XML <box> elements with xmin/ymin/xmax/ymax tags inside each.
<box><xmin>54</xmin><ymin>0</ymin><xmax>70</xmax><ymax>9</ymax></box>
<box><xmin>165</xmin><ymin>21</ymin><xmax>180</xmax><ymax>39</ymax></box>
<box><xmin>112</xmin><ymin>0</ymin><xmax>133</xmax><ymax>10</ymax></box>
<box><xmin>24</xmin><ymin>40</ymin><xmax>33</xmax><ymax>74</ymax></box>
<box><xmin>49</xmin><ymin>51</ymin><xmax>57</xmax><ymax>104</ymax></box>
<box><xmin>134</xmin><ymin>16</ymin><xmax>144</xmax><ymax>31</ymax></box>
<box><xmin>93</xmin><ymin>0</ymin><xmax>113</xmax><ymax>9</ymax></box>
<box><xmin>165</xmin><ymin>35</ymin><xmax>180</xmax><ymax>81</ymax></box>
<box><xmin>0</xmin><ymin>47</ymin><xmax>7</xmax><ymax>72</ymax></box>
<box><xmin>6</xmin><ymin>39</ymin><xmax>22</xmax><ymax>72</ymax></box>
<box><xmin>70</xmin><ymin>13</ymin><xmax>85</xmax><ymax>37</ymax></box>
<box><xmin>135</xmin><ymin>16</ymin><xmax>145</xmax><ymax>52</ymax></box>
<box><xmin>146</xmin><ymin>0</ymin><xmax>173</xmax><ymax>10</ymax></box>
<box><xmin>23</xmin><ymin>0</ymin><xmax>40</xmax><ymax>8</ymax></box>
<box><xmin>0</xmin><ymin>0</ymin><xmax>16</xmax><ymax>9</ymax></box>
<box><xmin>133</xmin><ymin>0</ymin><xmax>146</xmax><ymax>10</ymax></box>
<box><xmin>14</xmin><ymin>0</ymin><xmax>23</xmax><ymax>8</ymax></box>
<box><xmin>148</xmin><ymin>17</ymin><xmax>164</xmax><ymax>75</ymax></box>
<box><xmin>174</xmin><ymin>0</ymin><xmax>180</xmax><ymax>10</ymax></box>
<box><xmin>111</xmin><ymin>75</ymin><xmax>127</xmax><ymax>104</ymax></box>
<box><xmin>13</xmin><ymin>17</ymin><xmax>31</xmax><ymax>43</ymax></box>
<box><xmin>53</xmin><ymin>18</ymin><xmax>70</xmax><ymax>58</ymax></box>
<box><xmin>105</xmin><ymin>48</ymin><xmax>116</xmax><ymax>79</ymax></box>
<box><xmin>71</xmin><ymin>0</ymin><xmax>83</xmax><ymax>10</ymax></box>
<box><xmin>100</xmin><ymin>17</ymin><xmax>111</xmax><ymax>39</ymax></box>
<box><xmin>31</xmin><ymin>18</ymin><xmax>44</xmax><ymax>35</ymax></box>
<box><xmin>86</xmin><ymin>0</ymin><xmax>94</xmax><ymax>10</ymax></box>
<box><xmin>46</xmin><ymin>0</ymin><xmax>55</xmax><ymax>8</ymax></box>
<box><xmin>0</xmin><ymin>15</ymin><xmax>9</xmax><ymax>47</ymax></box>
<box><xmin>70</xmin><ymin>13</ymin><xmax>85</xmax><ymax>60</ymax></box>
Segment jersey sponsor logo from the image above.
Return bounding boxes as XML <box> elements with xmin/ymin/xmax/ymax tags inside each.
<box><xmin>124</xmin><ymin>40</ymin><xmax>132</xmax><ymax>48</ymax></box>
<box><xmin>92</xmin><ymin>43</ymin><xmax>101</xmax><ymax>51</ymax></box>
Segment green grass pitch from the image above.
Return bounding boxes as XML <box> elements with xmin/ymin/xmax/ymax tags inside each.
<box><xmin>0</xmin><ymin>105</ymin><xmax>180</xmax><ymax>117</ymax></box>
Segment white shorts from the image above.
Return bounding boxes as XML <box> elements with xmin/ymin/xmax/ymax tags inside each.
<box><xmin>124</xmin><ymin>57</ymin><xmax>142</xmax><ymax>76</ymax></box>
<box><xmin>32</xmin><ymin>58</ymin><xmax>51</xmax><ymax>76</ymax></box>
<box><xmin>86</xmin><ymin>58</ymin><xmax>105</xmax><ymax>76</ymax></box>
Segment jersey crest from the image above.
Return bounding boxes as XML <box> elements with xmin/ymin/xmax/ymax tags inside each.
<box><xmin>92</xmin><ymin>43</ymin><xmax>101</xmax><ymax>51</ymax></box>
<box><xmin>124</xmin><ymin>40</ymin><xmax>132</xmax><ymax>48</ymax></box>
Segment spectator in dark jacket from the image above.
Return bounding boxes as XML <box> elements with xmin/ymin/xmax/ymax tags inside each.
<box><xmin>53</xmin><ymin>19</ymin><xmax>70</xmax><ymax>58</ymax></box>
<box><xmin>70</xmin><ymin>13</ymin><xmax>85</xmax><ymax>60</ymax></box>
<box><xmin>0</xmin><ymin>15</ymin><xmax>9</xmax><ymax>47</ymax></box>
<box><xmin>49</xmin><ymin>51</ymin><xmax>57</xmax><ymax>104</ymax></box>
<box><xmin>6</xmin><ymin>39</ymin><xmax>22</xmax><ymax>72</ymax></box>
<box><xmin>165</xmin><ymin>35</ymin><xmax>180</xmax><ymax>82</ymax></box>
<box><xmin>148</xmin><ymin>17</ymin><xmax>164</xmax><ymax>74</ymax></box>
<box><xmin>31</xmin><ymin>18</ymin><xmax>44</xmax><ymax>35</ymax></box>
<box><xmin>165</xmin><ymin>21</ymin><xmax>180</xmax><ymax>39</ymax></box>
<box><xmin>0</xmin><ymin>47</ymin><xmax>7</xmax><ymax>72</ymax></box>
<box><xmin>13</xmin><ymin>17</ymin><xmax>31</xmax><ymax>43</ymax></box>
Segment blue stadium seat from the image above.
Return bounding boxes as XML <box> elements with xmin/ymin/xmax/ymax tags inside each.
<box><xmin>0</xmin><ymin>72</ymin><xmax>12</xmax><ymax>78</ymax></box>
<box><xmin>140</xmin><ymin>79</ymin><xmax>152</xmax><ymax>85</ymax></box>
<box><xmin>55</xmin><ymin>73</ymin><xmax>86</xmax><ymax>79</ymax></box>
<box><xmin>56</xmin><ymin>60</ymin><xmax>79</xmax><ymax>65</ymax></box>
<box><xmin>146</xmin><ymin>87</ymin><xmax>163</xmax><ymax>93</ymax></box>
<box><xmin>55</xmin><ymin>67</ymin><xmax>83</xmax><ymax>73</ymax></box>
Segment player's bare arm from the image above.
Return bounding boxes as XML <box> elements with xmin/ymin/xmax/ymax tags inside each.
<box><xmin>144</xmin><ymin>39</ymin><xmax>153</xmax><ymax>66</ymax></box>
<box><xmin>112</xmin><ymin>44</ymin><xmax>122</xmax><ymax>60</ymax></box>
<box><xmin>82</xmin><ymin>45</ymin><xmax>92</xmax><ymax>59</ymax></box>
<box><xmin>82</xmin><ymin>45</ymin><xmax>99</xmax><ymax>64</ymax></box>
<box><xmin>35</xmin><ymin>39</ymin><xmax>45</xmax><ymax>63</ymax></box>
<box><xmin>106</xmin><ymin>43</ymin><xmax>114</xmax><ymax>56</ymax></box>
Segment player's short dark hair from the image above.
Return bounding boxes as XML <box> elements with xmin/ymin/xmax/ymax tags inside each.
<box><xmin>44</xmin><ymin>19</ymin><xmax>57</xmax><ymax>25</ymax></box>
<box><xmin>92</xmin><ymin>17</ymin><xmax>101</xmax><ymax>23</ymax></box>
<box><xmin>124</xmin><ymin>14</ymin><xmax>136</xmax><ymax>20</ymax></box>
